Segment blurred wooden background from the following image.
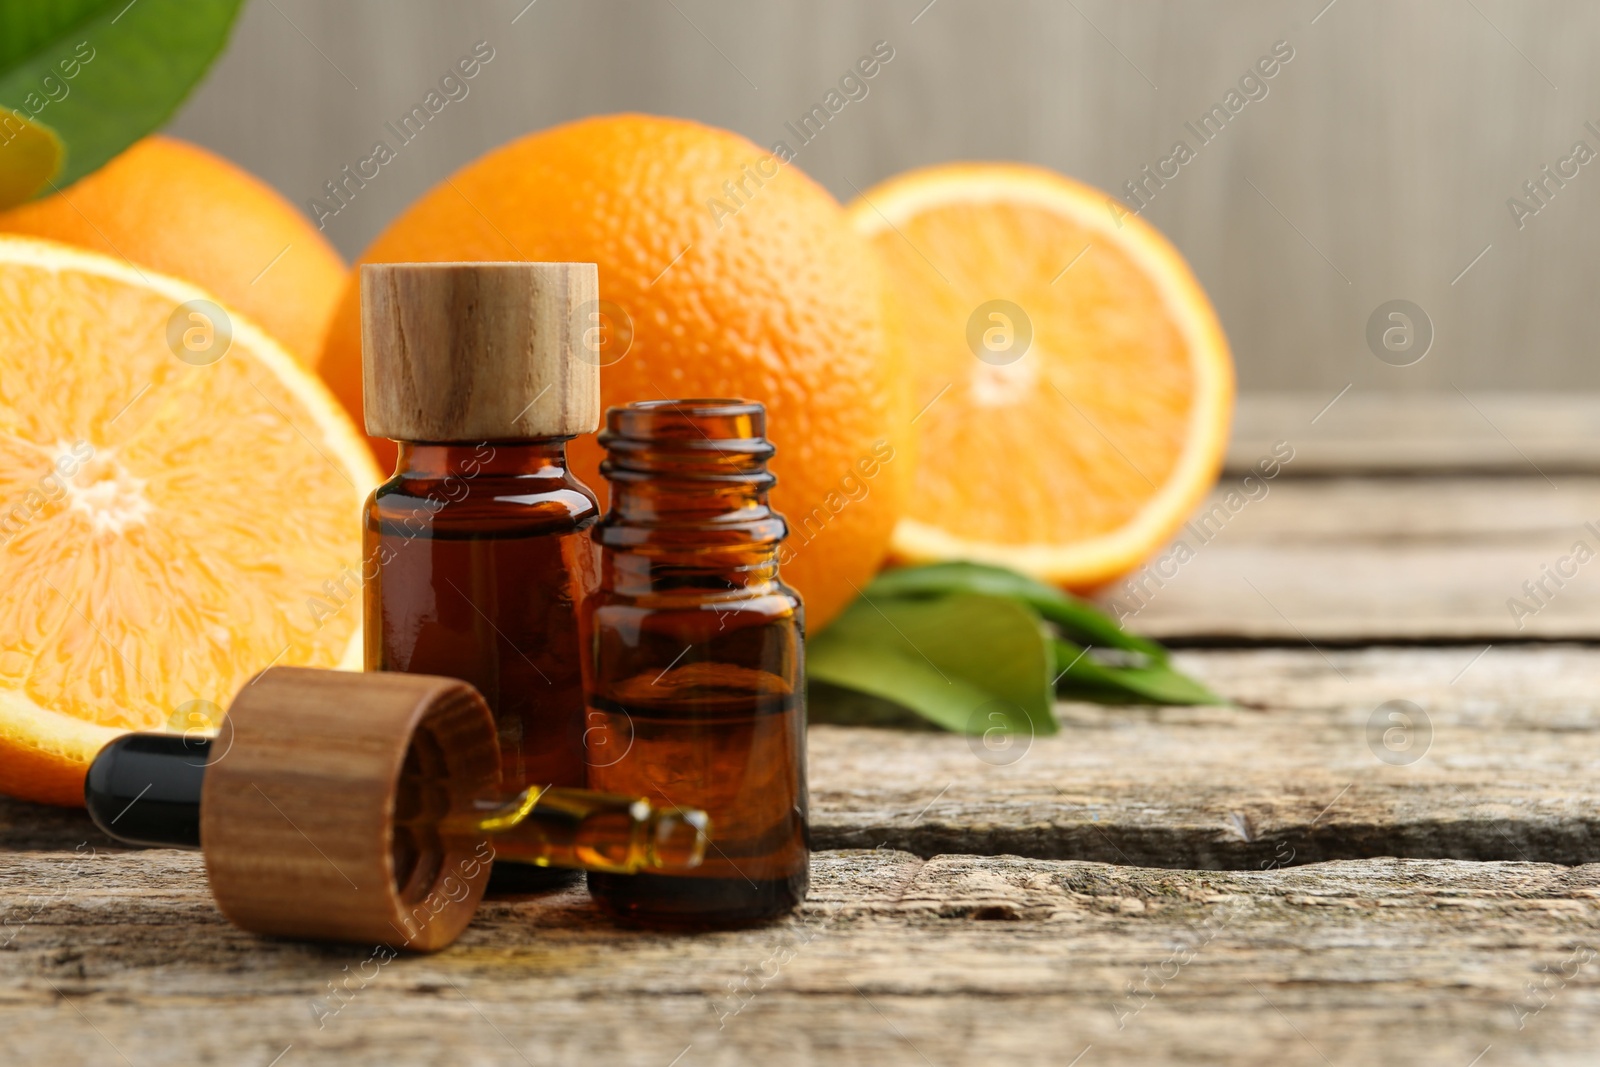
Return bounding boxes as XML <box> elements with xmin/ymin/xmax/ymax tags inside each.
<box><xmin>168</xmin><ymin>0</ymin><xmax>1598</xmax><ymax>392</ymax></box>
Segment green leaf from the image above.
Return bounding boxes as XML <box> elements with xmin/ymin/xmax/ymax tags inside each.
<box><xmin>1052</xmin><ymin>639</ymin><xmax>1225</xmax><ymax>706</ymax></box>
<box><xmin>0</xmin><ymin>0</ymin><xmax>244</xmax><ymax>204</ymax></box>
<box><xmin>0</xmin><ymin>1</ymin><xmax>108</xmax><ymax>71</ymax></box>
<box><xmin>807</xmin><ymin>591</ymin><xmax>1056</xmax><ymax>736</ymax></box>
<box><xmin>807</xmin><ymin>643</ymin><xmax>1006</xmax><ymax>733</ymax></box>
<box><xmin>807</xmin><ymin>564</ymin><xmax>1223</xmax><ymax>732</ymax></box>
<box><xmin>867</xmin><ymin>562</ymin><xmax>1166</xmax><ymax>661</ymax></box>
<box><xmin>805</xmin><ymin>682</ymin><xmax>948</xmax><ymax>731</ymax></box>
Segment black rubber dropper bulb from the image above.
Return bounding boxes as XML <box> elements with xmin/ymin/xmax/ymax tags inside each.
<box><xmin>83</xmin><ymin>733</ymin><xmax>211</xmax><ymax>848</ymax></box>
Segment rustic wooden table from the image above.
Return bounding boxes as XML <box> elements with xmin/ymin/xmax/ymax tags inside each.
<box><xmin>4</xmin><ymin>393</ymin><xmax>1598</xmax><ymax>1066</ymax></box>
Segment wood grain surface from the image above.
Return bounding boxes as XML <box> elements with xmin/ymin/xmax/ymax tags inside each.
<box><xmin>5</xmin><ymin>646</ymin><xmax>1599</xmax><ymax>1065</ymax></box>
<box><xmin>1103</xmin><ymin>474</ymin><xmax>1600</xmax><ymax>641</ymax></box>
<box><xmin>812</xmin><ymin>646</ymin><xmax>1600</xmax><ymax>869</ymax></box>
<box><xmin>18</xmin><ymin>648</ymin><xmax>1595</xmax><ymax>869</ymax></box>
<box><xmin>360</xmin><ymin>262</ymin><xmax>600</xmax><ymax>441</ymax></box>
<box><xmin>9</xmin><ymin>393</ymin><xmax>1600</xmax><ymax>1062</ymax></box>
<box><xmin>201</xmin><ymin>667</ymin><xmax>498</xmax><ymax>950</ymax></box>
<box><xmin>1130</xmin><ymin>393</ymin><xmax>1600</xmax><ymax>641</ymax></box>
<box><xmin>2</xmin><ymin>847</ymin><xmax>1596</xmax><ymax>1066</ymax></box>
<box><xmin>1227</xmin><ymin>392</ymin><xmax>1600</xmax><ymax>474</ymax></box>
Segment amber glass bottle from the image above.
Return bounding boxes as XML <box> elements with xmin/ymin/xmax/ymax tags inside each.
<box><xmin>364</xmin><ymin>441</ymin><xmax>597</xmax><ymax>796</ymax></box>
<box><xmin>581</xmin><ymin>399</ymin><xmax>808</xmax><ymax>924</ymax></box>
<box><xmin>360</xmin><ymin>262</ymin><xmax>601</xmax><ymax>891</ymax></box>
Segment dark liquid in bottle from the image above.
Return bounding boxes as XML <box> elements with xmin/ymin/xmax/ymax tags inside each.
<box><xmin>368</xmin><ymin>527</ymin><xmax>595</xmax><ymax>790</ymax></box>
<box><xmin>366</xmin><ymin>455</ymin><xmax>599</xmax><ymax>894</ymax></box>
<box><xmin>584</xmin><ymin>685</ymin><xmax>807</xmax><ymax>924</ymax></box>
<box><xmin>370</xmin><ymin>528</ymin><xmax>591</xmax><ymax>791</ymax></box>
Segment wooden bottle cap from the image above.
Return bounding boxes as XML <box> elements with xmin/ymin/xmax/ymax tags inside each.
<box><xmin>201</xmin><ymin>667</ymin><xmax>499</xmax><ymax>952</ymax></box>
<box><xmin>361</xmin><ymin>262</ymin><xmax>601</xmax><ymax>441</ymax></box>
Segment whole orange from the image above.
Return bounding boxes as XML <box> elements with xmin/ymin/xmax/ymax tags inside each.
<box><xmin>0</xmin><ymin>136</ymin><xmax>346</xmax><ymax>363</ymax></box>
<box><xmin>319</xmin><ymin>114</ymin><xmax>909</xmax><ymax>629</ymax></box>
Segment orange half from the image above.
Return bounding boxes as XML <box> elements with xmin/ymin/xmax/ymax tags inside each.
<box><xmin>848</xmin><ymin>163</ymin><xmax>1234</xmax><ymax>587</ymax></box>
<box><xmin>0</xmin><ymin>237</ymin><xmax>379</xmax><ymax>805</ymax></box>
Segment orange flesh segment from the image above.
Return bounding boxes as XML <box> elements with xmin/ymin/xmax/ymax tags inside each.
<box><xmin>0</xmin><ymin>239</ymin><xmax>376</xmax><ymax>794</ymax></box>
<box><xmin>851</xmin><ymin>164</ymin><xmax>1233</xmax><ymax>587</ymax></box>
<box><xmin>886</xmin><ymin>199</ymin><xmax>1195</xmax><ymax>543</ymax></box>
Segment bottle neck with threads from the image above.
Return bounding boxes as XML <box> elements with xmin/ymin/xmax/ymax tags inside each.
<box><xmin>595</xmin><ymin>399</ymin><xmax>788</xmax><ymax>598</ymax></box>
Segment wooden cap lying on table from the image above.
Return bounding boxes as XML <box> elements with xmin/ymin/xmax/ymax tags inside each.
<box><xmin>361</xmin><ymin>261</ymin><xmax>601</xmax><ymax>442</ymax></box>
<box><xmin>200</xmin><ymin>667</ymin><xmax>499</xmax><ymax>952</ymax></box>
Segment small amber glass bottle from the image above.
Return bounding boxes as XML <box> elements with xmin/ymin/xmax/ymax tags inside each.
<box><xmin>581</xmin><ymin>399</ymin><xmax>808</xmax><ymax>924</ymax></box>
<box><xmin>364</xmin><ymin>442</ymin><xmax>597</xmax><ymax>791</ymax></box>
<box><xmin>360</xmin><ymin>262</ymin><xmax>601</xmax><ymax>890</ymax></box>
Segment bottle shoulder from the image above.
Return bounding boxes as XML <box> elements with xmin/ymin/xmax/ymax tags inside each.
<box><xmin>588</xmin><ymin>585</ymin><xmax>803</xmax><ymax>625</ymax></box>
<box><xmin>368</xmin><ymin>474</ymin><xmax>599</xmax><ymax>536</ymax></box>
